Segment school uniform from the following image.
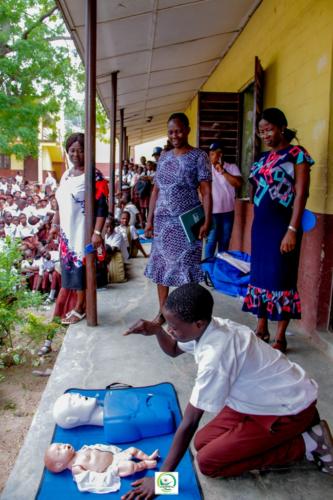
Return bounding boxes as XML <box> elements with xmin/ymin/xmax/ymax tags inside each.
<box><xmin>177</xmin><ymin>316</ymin><xmax>318</xmax><ymax>477</ymax></box>
<box><xmin>105</xmin><ymin>231</ymin><xmax>129</xmax><ymax>263</ymax></box>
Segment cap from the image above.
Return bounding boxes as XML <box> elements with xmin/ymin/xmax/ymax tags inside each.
<box><xmin>209</xmin><ymin>142</ymin><xmax>223</xmax><ymax>151</ymax></box>
<box><xmin>152</xmin><ymin>146</ymin><xmax>162</xmax><ymax>156</ymax></box>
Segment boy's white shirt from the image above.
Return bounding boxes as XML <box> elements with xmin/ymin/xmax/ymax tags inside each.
<box><xmin>115</xmin><ymin>225</ymin><xmax>138</xmax><ymax>246</ymax></box>
<box><xmin>177</xmin><ymin>316</ymin><xmax>318</xmax><ymax>416</ymax></box>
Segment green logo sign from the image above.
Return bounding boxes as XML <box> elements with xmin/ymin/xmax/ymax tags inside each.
<box><xmin>155</xmin><ymin>472</ymin><xmax>179</xmax><ymax>495</ymax></box>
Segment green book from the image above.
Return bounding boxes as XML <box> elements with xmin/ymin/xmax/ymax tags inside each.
<box><xmin>179</xmin><ymin>205</ymin><xmax>205</xmax><ymax>243</ymax></box>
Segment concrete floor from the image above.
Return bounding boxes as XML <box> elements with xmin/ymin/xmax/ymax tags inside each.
<box><xmin>2</xmin><ymin>254</ymin><xmax>333</xmax><ymax>500</ymax></box>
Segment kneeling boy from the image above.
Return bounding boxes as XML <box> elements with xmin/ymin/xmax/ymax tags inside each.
<box><xmin>122</xmin><ymin>284</ymin><xmax>333</xmax><ymax>499</ymax></box>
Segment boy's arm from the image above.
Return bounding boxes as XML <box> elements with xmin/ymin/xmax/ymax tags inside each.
<box><xmin>124</xmin><ymin>319</ymin><xmax>183</xmax><ymax>357</ymax></box>
<box><xmin>121</xmin><ymin>403</ymin><xmax>204</xmax><ymax>500</ymax></box>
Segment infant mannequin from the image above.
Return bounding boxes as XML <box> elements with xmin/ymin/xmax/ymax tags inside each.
<box><xmin>44</xmin><ymin>443</ymin><xmax>159</xmax><ymax>494</ymax></box>
<box><xmin>53</xmin><ymin>393</ymin><xmax>103</xmax><ymax>428</ymax></box>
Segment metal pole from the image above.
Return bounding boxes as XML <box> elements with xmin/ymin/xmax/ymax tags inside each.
<box><xmin>84</xmin><ymin>0</ymin><xmax>97</xmax><ymax>326</ymax></box>
<box><xmin>109</xmin><ymin>71</ymin><xmax>117</xmax><ymax>214</ymax></box>
<box><xmin>119</xmin><ymin>108</ymin><xmax>124</xmax><ymax>194</ymax></box>
<box><xmin>123</xmin><ymin>128</ymin><xmax>128</xmax><ymax>161</ymax></box>
<box><xmin>119</xmin><ymin>126</ymin><xmax>126</xmax><ymax>189</ymax></box>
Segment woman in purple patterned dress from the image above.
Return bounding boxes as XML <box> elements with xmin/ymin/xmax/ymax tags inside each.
<box><xmin>144</xmin><ymin>113</ymin><xmax>212</xmax><ymax>324</ymax></box>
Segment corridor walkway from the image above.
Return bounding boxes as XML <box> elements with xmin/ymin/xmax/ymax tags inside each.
<box><xmin>2</xmin><ymin>255</ymin><xmax>333</xmax><ymax>499</ymax></box>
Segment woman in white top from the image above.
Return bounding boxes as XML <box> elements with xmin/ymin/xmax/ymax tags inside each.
<box><xmin>48</xmin><ymin>133</ymin><xmax>108</xmax><ymax>326</ymax></box>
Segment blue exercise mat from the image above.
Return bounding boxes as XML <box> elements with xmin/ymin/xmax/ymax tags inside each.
<box><xmin>36</xmin><ymin>383</ymin><xmax>202</xmax><ymax>499</ymax></box>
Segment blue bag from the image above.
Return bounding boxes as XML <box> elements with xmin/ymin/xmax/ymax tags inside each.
<box><xmin>201</xmin><ymin>250</ymin><xmax>251</xmax><ymax>297</ymax></box>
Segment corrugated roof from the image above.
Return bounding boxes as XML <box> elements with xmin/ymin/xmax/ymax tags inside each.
<box><xmin>57</xmin><ymin>0</ymin><xmax>261</xmax><ymax>145</ymax></box>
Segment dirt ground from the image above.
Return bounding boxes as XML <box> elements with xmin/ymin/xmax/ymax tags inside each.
<box><xmin>0</xmin><ymin>320</ymin><xmax>64</xmax><ymax>493</ymax></box>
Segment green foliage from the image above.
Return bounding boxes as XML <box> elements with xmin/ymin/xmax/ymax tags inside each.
<box><xmin>0</xmin><ymin>0</ymin><xmax>84</xmax><ymax>158</ymax></box>
<box><xmin>0</xmin><ymin>237</ymin><xmax>42</xmax><ymax>343</ymax></box>
<box><xmin>22</xmin><ymin>312</ymin><xmax>62</xmax><ymax>343</ymax></box>
<box><xmin>0</xmin><ymin>238</ymin><xmax>65</xmax><ymax>380</ymax></box>
<box><xmin>64</xmin><ymin>96</ymin><xmax>109</xmax><ymax>142</ymax></box>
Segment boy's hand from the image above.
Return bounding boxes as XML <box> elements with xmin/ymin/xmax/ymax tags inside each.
<box><xmin>123</xmin><ymin>319</ymin><xmax>162</xmax><ymax>336</ymax></box>
<box><xmin>121</xmin><ymin>477</ymin><xmax>155</xmax><ymax>500</ymax></box>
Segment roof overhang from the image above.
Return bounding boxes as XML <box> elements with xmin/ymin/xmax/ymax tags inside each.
<box><xmin>57</xmin><ymin>0</ymin><xmax>261</xmax><ymax>146</ymax></box>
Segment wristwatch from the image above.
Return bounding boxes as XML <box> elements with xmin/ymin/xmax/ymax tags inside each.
<box><xmin>94</xmin><ymin>229</ymin><xmax>101</xmax><ymax>235</ymax></box>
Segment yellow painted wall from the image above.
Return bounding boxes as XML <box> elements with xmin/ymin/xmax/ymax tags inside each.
<box><xmin>41</xmin><ymin>148</ymin><xmax>52</xmax><ymax>171</ymax></box>
<box><xmin>186</xmin><ymin>94</ymin><xmax>198</xmax><ymax>147</ymax></box>
<box><xmin>185</xmin><ymin>0</ymin><xmax>333</xmax><ymax>214</ymax></box>
<box><xmin>10</xmin><ymin>155</ymin><xmax>24</xmax><ymax>171</ymax></box>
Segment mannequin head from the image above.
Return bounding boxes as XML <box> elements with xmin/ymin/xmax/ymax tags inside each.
<box><xmin>53</xmin><ymin>393</ymin><xmax>98</xmax><ymax>429</ymax></box>
<box><xmin>44</xmin><ymin>443</ymin><xmax>75</xmax><ymax>473</ymax></box>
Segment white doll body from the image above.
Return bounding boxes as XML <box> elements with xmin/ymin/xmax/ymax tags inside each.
<box><xmin>71</xmin><ymin>445</ymin><xmax>158</xmax><ymax>476</ymax></box>
<box><xmin>44</xmin><ymin>443</ymin><xmax>159</xmax><ymax>494</ymax></box>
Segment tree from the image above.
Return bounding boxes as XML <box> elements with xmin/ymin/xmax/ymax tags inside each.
<box><xmin>0</xmin><ymin>0</ymin><xmax>84</xmax><ymax>159</ymax></box>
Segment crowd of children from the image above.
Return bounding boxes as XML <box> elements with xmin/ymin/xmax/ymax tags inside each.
<box><xmin>0</xmin><ymin>161</ymin><xmax>154</xmax><ymax>306</ymax></box>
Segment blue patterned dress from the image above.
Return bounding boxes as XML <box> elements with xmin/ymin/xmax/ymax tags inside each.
<box><xmin>145</xmin><ymin>148</ymin><xmax>211</xmax><ymax>287</ymax></box>
<box><xmin>242</xmin><ymin>145</ymin><xmax>314</xmax><ymax>320</ymax></box>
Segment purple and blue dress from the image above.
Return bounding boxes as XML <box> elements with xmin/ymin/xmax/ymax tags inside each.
<box><xmin>242</xmin><ymin>145</ymin><xmax>314</xmax><ymax>321</ymax></box>
<box><xmin>145</xmin><ymin>148</ymin><xmax>211</xmax><ymax>287</ymax></box>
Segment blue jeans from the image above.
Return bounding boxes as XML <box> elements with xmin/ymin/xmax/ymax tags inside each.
<box><xmin>205</xmin><ymin>211</ymin><xmax>235</xmax><ymax>259</ymax></box>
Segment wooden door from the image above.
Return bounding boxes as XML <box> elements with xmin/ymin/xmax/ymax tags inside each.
<box><xmin>198</xmin><ymin>91</ymin><xmax>242</xmax><ymax>165</ymax></box>
<box><xmin>24</xmin><ymin>156</ymin><xmax>38</xmax><ymax>181</ymax></box>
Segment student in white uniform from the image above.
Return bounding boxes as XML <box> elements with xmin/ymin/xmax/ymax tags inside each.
<box><xmin>122</xmin><ymin>284</ymin><xmax>333</xmax><ymax>498</ymax></box>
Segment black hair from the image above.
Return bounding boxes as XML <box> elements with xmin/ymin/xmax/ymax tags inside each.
<box><xmin>261</xmin><ymin>108</ymin><xmax>297</xmax><ymax>143</ymax></box>
<box><xmin>65</xmin><ymin>132</ymin><xmax>84</xmax><ymax>153</ymax></box>
<box><xmin>167</xmin><ymin>112</ymin><xmax>189</xmax><ymax>128</ymax></box>
<box><xmin>165</xmin><ymin>284</ymin><xmax>214</xmax><ymax>323</ymax></box>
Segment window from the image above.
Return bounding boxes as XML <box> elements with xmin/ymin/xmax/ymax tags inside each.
<box><xmin>0</xmin><ymin>155</ymin><xmax>11</xmax><ymax>169</ymax></box>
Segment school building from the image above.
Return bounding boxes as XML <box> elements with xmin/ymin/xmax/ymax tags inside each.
<box><xmin>9</xmin><ymin>0</ymin><xmax>332</xmax><ymax>335</ymax></box>
<box><xmin>183</xmin><ymin>0</ymin><xmax>333</xmax><ymax>335</ymax></box>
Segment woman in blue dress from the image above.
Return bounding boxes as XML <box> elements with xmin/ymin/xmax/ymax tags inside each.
<box><xmin>242</xmin><ymin>108</ymin><xmax>314</xmax><ymax>353</ymax></box>
<box><xmin>144</xmin><ymin>113</ymin><xmax>212</xmax><ymax>324</ymax></box>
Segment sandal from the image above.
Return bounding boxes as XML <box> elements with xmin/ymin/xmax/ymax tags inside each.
<box><xmin>152</xmin><ymin>312</ymin><xmax>166</xmax><ymax>326</ymax></box>
<box><xmin>44</xmin><ymin>297</ymin><xmax>55</xmax><ymax>305</ymax></box>
<box><xmin>37</xmin><ymin>339</ymin><xmax>52</xmax><ymax>356</ymax></box>
<box><xmin>308</xmin><ymin>420</ymin><xmax>333</xmax><ymax>475</ymax></box>
<box><xmin>61</xmin><ymin>310</ymin><xmax>86</xmax><ymax>325</ymax></box>
<box><xmin>255</xmin><ymin>330</ymin><xmax>270</xmax><ymax>343</ymax></box>
<box><xmin>272</xmin><ymin>338</ymin><xmax>287</xmax><ymax>354</ymax></box>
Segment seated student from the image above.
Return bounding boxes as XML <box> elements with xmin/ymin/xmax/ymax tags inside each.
<box><xmin>17</xmin><ymin>213</ymin><xmax>36</xmax><ymax>239</ymax></box>
<box><xmin>40</xmin><ymin>251</ymin><xmax>56</xmax><ymax>294</ymax></box>
<box><xmin>11</xmin><ymin>215</ymin><xmax>20</xmax><ymax>235</ymax></box>
<box><xmin>120</xmin><ymin>194</ymin><xmax>144</xmax><ymax>228</ymax></box>
<box><xmin>21</xmin><ymin>249</ymin><xmax>34</xmax><ymax>276</ymax></box>
<box><xmin>5</xmin><ymin>193</ymin><xmax>18</xmax><ymax>216</ymax></box>
<box><xmin>4</xmin><ymin>211</ymin><xmax>17</xmax><ymax>238</ymax></box>
<box><xmin>0</xmin><ymin>218</ymin><xmax>5</xmax><ymax>238</ymax></box>
<box><xmin>43</xmin><ymin>262</ymin><xmax>61</xmax><ymax>306</ymax></box>
<box><xmin>105</xmin><ymin>217</ymin><xmax>128</xmax><ymax>263</ymax></box>
<box><xmin>30</xmin><ymin>247</ymin><xmax>46</xmax><ymax>292</ymax></box>
<box><xmin>115</xmin><ymin>211</ymin><xmax>148</xmax><ymax>259</ymax></box>
<box><xmin>122</xmin><ymin>284</ymin><xmax>333</xmax><ymax>498</ymax></box>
